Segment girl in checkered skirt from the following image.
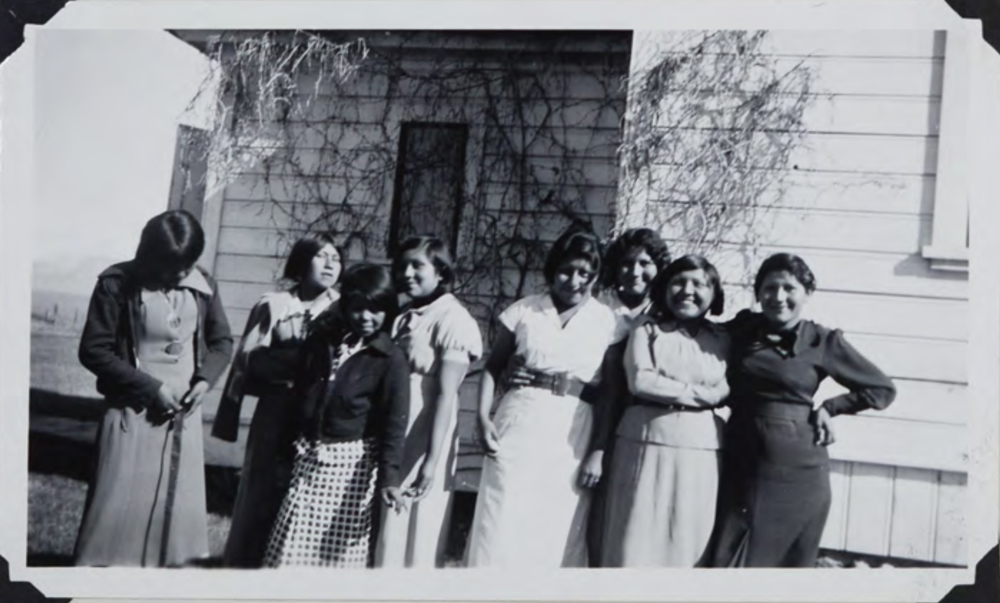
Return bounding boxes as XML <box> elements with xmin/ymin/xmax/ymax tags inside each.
<box><xmin>264</xmin><ymin>263</ymin><xmax>410</xmax><ymax>568</ymax></box>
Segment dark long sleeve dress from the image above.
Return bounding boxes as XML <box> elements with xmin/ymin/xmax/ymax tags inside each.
<box><xmin>704</xmin><ymin>310</ymin><xmax>896</xmax><ymax>568</ymax></box>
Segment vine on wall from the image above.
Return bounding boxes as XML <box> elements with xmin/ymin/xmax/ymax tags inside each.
<box><xmin>617</xmin><ymin>30</ymin><xmax>814</xmax><ymax>299</ymax></box>
<box><xmin>184</xmin><ymin>30</ymin><xmax>815</xmax><ymax>334</ymax></box>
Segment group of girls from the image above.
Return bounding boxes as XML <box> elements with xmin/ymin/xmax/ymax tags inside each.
<box><xmin>468</xmin><ymin>225</ymin><xmax>897</xmax><ymax>569</ymax></box>
<box><xmin>72</xmin><ymin>209</ymin><xmax>896</xmax><ymax>570</ymax></box>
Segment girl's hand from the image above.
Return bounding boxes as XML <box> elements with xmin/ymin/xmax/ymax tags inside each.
<box><xmin>180</xmin><ymin>379</ymin><xmax>210</xmax><ymax>416</ymax></box>
<box><xmin>153</xmin><ymin>383</ymin><xmax>183</xmax><ymax>418</ymax></box>
<box><xmin>381</xmin><ymin>487</ymin><xmax>409</xmax><ymax>514</ymax></box>
<box><xmin>811</xmin><ymin>406</ymin><xmax>836</xmax><ymax>446</ymax></box>
<box><xmin>406</xmin><ymin>460</ymin><xmax>436</xmax><ymax>501</ymax></box>
<box><xmin>579</xmin><ymin>450</ymin><xmax>603</xmax><ymax>489</ymax></box>
<box><xmin>477</xmin><ymin>416</ymin><xmax>500</xmax><ymax>457</ymax></box>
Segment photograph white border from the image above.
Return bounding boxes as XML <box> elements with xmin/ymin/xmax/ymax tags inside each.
<box><xmin>1</xmin><ymin>1</ymin><xmax>997</xmax><ymax>601</ymax></box>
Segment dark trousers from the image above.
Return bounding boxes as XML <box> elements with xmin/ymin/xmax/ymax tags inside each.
<box><xmin>705</xmin><ymin>401</ymin><xmax>832</xmax><ymax>568</ymax></box>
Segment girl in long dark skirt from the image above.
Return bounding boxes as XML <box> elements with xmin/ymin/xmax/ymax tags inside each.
<box><xmin>264</xmin><ymin>263</ymin><xmax>410</xmax><ymax>568</ymax></box>
<box><xmin>705</xmin><ymin>253</ymin><xmax>896</xmax><ymax>568</ymax></box>
<box><xmin>74</xmin><ymin>210</ymin><xmax>234</xmax><ymax>567</ymax></box>
<box><xmin>214</xmin><ymin>235</ymin><xmax>342</xmax><ymax>568</ymax></box>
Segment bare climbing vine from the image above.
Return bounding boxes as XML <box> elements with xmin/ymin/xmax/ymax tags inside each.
<box><xmin>184</xmin><ymin>30</ymin><xmax>815</xmax><ymax>335</ymax></box>
<box><xmin>617</xmin><ymin>31</ymin><xmax>814</xmax><ymax>294</ymax></box>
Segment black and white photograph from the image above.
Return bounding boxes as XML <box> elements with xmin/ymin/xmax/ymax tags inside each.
<box><xmin>1</xmin><ymin>1</ymin><xmax>998</xmax><ymax>601</ymax></box>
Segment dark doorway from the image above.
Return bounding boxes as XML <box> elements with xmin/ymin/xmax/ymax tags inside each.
<box><xmin>388</xmin><ymin>122</ymin><xmax>469</xmax><ymax>257</ymax></box>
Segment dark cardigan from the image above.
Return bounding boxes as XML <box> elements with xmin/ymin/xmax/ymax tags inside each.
<box><xmin>77</xmin><ymin>261</ymin><xmax>235</xmax><ymax>410</ymax></box>
<box><xmin>284</xmin><ymin>308</ymin><xmax>410</xmax><ymax>490</ymax></box>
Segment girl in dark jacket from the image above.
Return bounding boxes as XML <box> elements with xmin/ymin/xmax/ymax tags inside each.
<box><xmin>74</xmin><ymin>209</ymin><xmax>234</xmax><ymax>568</ymax></box>
<box><xmin>263</xmin><ymin>262</ymin><xmax>410</xmax><ymax>568</ymax></box>
<box><xmin>705</xmin><ymin>253</ymin><xmax>896</xmax><ymax>568</ymax></box>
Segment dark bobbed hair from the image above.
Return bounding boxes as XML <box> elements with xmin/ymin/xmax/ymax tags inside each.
<box><xmin>753</xmin><ymin>253</ymin><xmax>817</xmax><ymax>296</ymax></box>
<box><xmin>338</xmin><ymin>262</ymin><xmax>399</xmax><ymax>329</ymax></box>
<box><xmin>601</xmin><ymin>228</ymin><xmax>672</xmax><ymax>289</ymax></box>
<box><xmin>649</xmin><ymin>254</ymin><xmax>725</xmax><ymax>318</ymax></box>
<box><xmin>393</xmin><ymin>235</ymin><xmax>456</xmax><ymax>292</ymax></box>
<box><xmin>543</xmin><ymin>227</ymin><xmax>603</xmax><ymax>285</ymax></box>
<box><xmin>134</xmin><ymin>210</ymin><xmax>205</xmax><ymax>272</ymax></box>
<box><xmin>283</xmin><ymin>233</ymin><xmax>342</xmax><ymax>283</ymax></box>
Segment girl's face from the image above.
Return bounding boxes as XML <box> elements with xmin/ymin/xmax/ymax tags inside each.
<box><xmin>344</xmin><ymin>301</ymin><xmax>386</xmax><ymax>338</ymax></box>
<box><xmin>150</xmin><ymin>263</ymin><xmax>194</xmax><ymax>289</ymax></box>
<box><xmin>757</xmin><ymin>270</ymin><xmax>810</xmax><ymax>329</ymax></box>
<box><xmin>665</xmin><ymin>268</ymin><xmax>715</xmax><ymax>321</ymax></box>
<box><xmin>617</xmin><ymin>248</ymin><xmax>658</xmax><ymax>298</ymax></box>
<box><xmin>551</xmin><ymin>258</ymin><xmax>596</xmax><ymax>308</ymax></box>
<box><xmin>306</xmin><ymin>243</ymin><xmax>342</xmax><ymax>291</ymax></box>
<box><xmin>398</xmin><ymin>249</ymin><xmax>442</xmax><ymax>299</ymax></box>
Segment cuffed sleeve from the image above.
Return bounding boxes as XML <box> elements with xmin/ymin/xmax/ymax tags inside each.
<box><xmin>434</xmin><ymin>304</ymin><xmax>484</xmax><ymax>364</ymax></box>
<box><xmin>378</xmin><ymin>346</ymin><xmax>411</xmax><ymax>489</ymax></box>
<box><xmin>820</xmin><ymin>329</ymin><xmax>896</xmax><ymax>417</ymax></box>
<box><xmin>78</xmin><ymin>277</ymin><xmax>163</xmax><ymax>407</ymax></box>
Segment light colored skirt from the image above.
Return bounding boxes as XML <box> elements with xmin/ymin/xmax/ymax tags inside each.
<box><xmin>465</xmin><ymin>387</ymin><xmax>593</xmax><ymax>569</ymax></box>
<box><xmin>74</xmin><ymin>406</ymin><xmax>209</xmax><ymax>567</ymax></box>
<box><xmin>374</xmin><ymin>374</ymin><xmax>458</xmax><ymax>569</ymax></box>
<box><xmin>602</xmin><ymin>437</ymin><xmax>720</xmax><ymax>568</ymax></box>
<box><xmin>264</xmin><ymin>437</ymin><xmax>378</xmax><ymax>568</ymax></box>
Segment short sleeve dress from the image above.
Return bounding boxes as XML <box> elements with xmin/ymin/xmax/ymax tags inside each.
<box><xmin>374</xmin><ymin>292</ymin><xmax>483</xmax><ymax>568</ymax></box>
<box><xmin>464</xmin><ymin>293</ymin><xmax>618</xmax><ymax>568</ymax></box>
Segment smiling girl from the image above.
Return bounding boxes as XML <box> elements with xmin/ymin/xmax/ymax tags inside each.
<box><xmin>464</xmin><ymin>228</ymin><xmax>618</xmax><ymax>568</ymax></box>
<box><xmin>374</xmin><ymin>236</ymin><xmax>483</xmax><ymax>568</ymax></box>
<box><xmin>263</xmin><ymin>263</ymin><xmax>409</xmax><ymax>568</ymax></box>
<box><xmin>601</xmin><ymin>255</ymin><xmax>730</xmax><ymax>567</ymax></box>
<box><xmin>214</xmin><ymin>234</ymin><xmax>343</xmax><ymax>568</ymax></box>
<box><xmin>704</xmin><ymin>253</ymin><xmax>896</xmax><ymax>567</ymax></box>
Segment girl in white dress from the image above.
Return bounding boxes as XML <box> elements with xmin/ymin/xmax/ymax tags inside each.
<box><xmin>374</xmin><ymin>236</ymin><xmax>483</xmax><ymax>568</ymax></box>
<box><xmin>214</xmin><ymin>235</ymin><xmax>342</xmax><ymax>568</ymax></box>
<box><xmin>465</xmin><ymin>228</ymin><xmax>618</xmax><ymax>568</ymax></box>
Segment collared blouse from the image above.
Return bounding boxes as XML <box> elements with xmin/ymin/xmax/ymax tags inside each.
<box><xmin>618</xmin><ymin>317</ymin><xmax>730</xmax><ymax>450</ymax></box>
<box><xmin>726</xmin><ymin>310</ymin><xmax>896</xmax><ymax>416</ymax></box>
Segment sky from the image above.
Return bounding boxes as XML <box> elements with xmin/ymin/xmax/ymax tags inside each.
<box><xmin>31</xmin><ymin>28</ymin><xmax>215</xmax><ymax>292</ymax></box>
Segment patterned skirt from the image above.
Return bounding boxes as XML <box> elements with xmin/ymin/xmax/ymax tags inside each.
<box><xmin>263</xmin><ymin>437</ymin><xmax>379</xmax><ymax>568</ymax></box>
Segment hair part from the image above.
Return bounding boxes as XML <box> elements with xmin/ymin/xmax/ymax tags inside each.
<box><xmin>283</xmin><ymin>233</ymin><xmax>341</xmax><ymax>283</ymax></box>
<box><xmin>134</xmin><ymin>210</ymin><xmax>205</xmax><ymax>272</ymax></box>
<box><xmin>649</xmin><ymin>254</ymin><xmax>726</xmax><ymax>318</ymax></box>
<box><xmin>753</xmin><ymin>252</ymin><xmax>817</xmax><ymax>296</ymax></box>
<box><xmin>601</xmin><ymin>228</ymin><xmax>672</xmax><ymax>289</ymax></box>
<box><xmin>543</xmin><ymin>226</ymin><xmax>603</xmax><ymax>285</ymax></box>
<box><xmin>338</xmin><ymin>262</ymin><xmax>399</xmax><ymax>329</ymax></box>
<box><xmin>393</xmin><ymin>235</ymin><xmax>456</xmax><ymax>292</ymax></box>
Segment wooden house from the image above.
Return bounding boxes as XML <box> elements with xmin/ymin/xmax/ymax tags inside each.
<box><xmin>171</xmin><ymin>28</ymin><xmax>970</xmax><ymax>566</ymax></box>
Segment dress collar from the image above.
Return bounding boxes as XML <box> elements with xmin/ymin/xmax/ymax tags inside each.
<box><xmin>177</xmin><ymin>268</ymin><xmax>213</xmax><ymax>296</ymax></box>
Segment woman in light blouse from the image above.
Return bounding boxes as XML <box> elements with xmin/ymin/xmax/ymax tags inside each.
<box><xmin>601</xmin><ymin>254</ymin><xmax>730</xmax><ymax>567</ymax></box>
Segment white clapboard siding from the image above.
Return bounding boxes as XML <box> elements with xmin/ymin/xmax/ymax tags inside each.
<box><xmin>709</xmin><ymin>248</ymin><xmax>966</xmax><ymax>301</ymax></box>
<box><xmin>816</xmin><ymin>379</ymin><xmax>965</xmax><ymax>426</ymax></box>
<box><xmin>223</xmin><ymin>173</ymin><xmax>380</xmax><ymax>205</ymax></box>
<box><xmin>649</xmin><ymin>132</ymin><xmax>937</xmax><ymax>176</ymax></box>
<box><xmin>632</xmin><ymin>30</ymin><xmax>945</xmax><ymax>62</ymax></box>
<box><xmin>817</xmin><ymin>464</ymin><xmax>966</xmax><ymax>566</ymax></box>
<box><xmin>622</xmin><ymin>30</ymin><xmax>968</xmax><ymax>565</ymax></box>
<box><xmin>665</xmin><ymin>211</ymin><xmax>930</xmax><ymax>255</ymax></box>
